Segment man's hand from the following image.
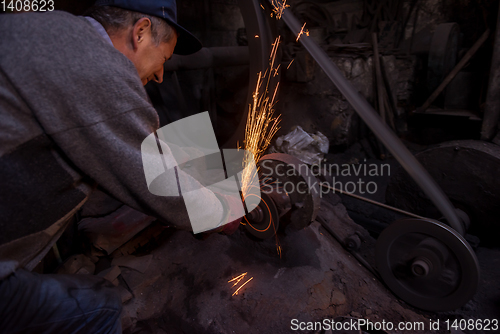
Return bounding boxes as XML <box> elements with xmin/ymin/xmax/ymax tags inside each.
<box><xmin>211</xmin><ymin>192</ymin><xmax>244</xmax><ymax>235</ymax></box>
<box><xmin>220</xmin><ymin>219</ymin><xmax>241</xmax><ymax>235</ymax></box>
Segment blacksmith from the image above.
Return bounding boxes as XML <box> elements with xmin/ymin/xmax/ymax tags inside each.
<box><xmin>0</xmin><ymin>1</ymin><xmax>234</xmax><ymax>332</ymax></box>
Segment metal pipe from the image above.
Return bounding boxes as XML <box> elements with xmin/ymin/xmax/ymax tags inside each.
<box><xmin>164</xmin><ymin>46</ymin><xmax>249</xmax><ymax>71</ymax></box>
<box><xmin>481</xmin><ymin>3</ymin><xmax>500</xmax><ymax>141</ymax></box>
<box><xmin>372</xmin><ymin>33</ymin><xmax>386</xmax><ymax>123</ymax></box>
<box><xmin>279</xmin><ymin>5</ymin><xmax>464</xmax><ymax>235</ymax></box>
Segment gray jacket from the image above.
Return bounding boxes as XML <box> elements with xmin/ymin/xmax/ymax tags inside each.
<box><xmin>0</xmin><ymin>11</ymin><xmax>222</xmax><ymax>274</ymax></box>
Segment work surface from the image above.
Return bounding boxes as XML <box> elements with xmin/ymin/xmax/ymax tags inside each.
<box><xmin>118</xmin><ymin>198</ymin><xmax>428</xmax><ymax>334</ymax></box>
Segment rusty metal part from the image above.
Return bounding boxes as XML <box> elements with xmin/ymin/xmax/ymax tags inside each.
<box><xmin>317</xmin><ymin>215</ymin><xmax>381</xmax><ymax>280</ymax></box>
<box><xmin>375</xmin><ymin>218</ymin><xmax>479</xmax><ymax>312</ymax></box>
<box><xmin>259</xmin><ymin>153</ymin><xmax>321</xmax><ymax>230</ymax></box>
<box><xmin>345</xmin><ymin>234</ymin><xmax>361</xmax><ymax>251</ymax></box>
<box><xmin>265</xmin><ymin>185</ymin><xmax>292</xmax><ymax>217</ymax></box>
<box><xmin>244</xmin><ymin>192</ymin><xmax>280</xmax><ymax>239</ymax></box>
<box><xmin>164</xmin><ymin>47</ymin><xmax>250</xmax><ymax>71</ymax></box>
<box><xmin>277</xmin><ymin>4</ymin><xmax>464</xmax><ymax>235</ymax></box>
<box><xmin>386</xmin><ymin>140</ymin><xmax>500</xmax><ymax>245</ymax></box>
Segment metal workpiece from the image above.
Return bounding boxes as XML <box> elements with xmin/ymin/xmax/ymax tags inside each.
<box><xmin>243</xmin><ymin>153</ymin><xmax>321</xmax><ymax>239</ymax></box>
<box><xmin>259</xmin><ymin>153</ymin><xmax>321</xmax><ymax>230</ymax></box>
<box><xmin>277</xmin><ymin>3</ymin><xmax>464</xmax><ymax>236</ymax></box>
<box><xmin>164</xmin><ymin>46</ymin><xmax>250</xmax><ymax>71</ymax></box>
<box><xmin>264</xmin><ymin>185</ymin><xmax>292</xmax><ymax>218</ymax></box>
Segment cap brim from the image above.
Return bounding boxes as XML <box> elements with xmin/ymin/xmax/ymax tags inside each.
<box><xmin>167</xmin><ymin>21</ymin><xmax>202</xmax><ymax>55</ymax></box>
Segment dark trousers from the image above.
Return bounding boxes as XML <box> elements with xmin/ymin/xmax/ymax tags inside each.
<box><xmin>0</xmin><ymin>269</ymin><xmax>122</xmax><ymax>334</ymax></box>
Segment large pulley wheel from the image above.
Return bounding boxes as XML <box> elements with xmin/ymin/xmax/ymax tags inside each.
<box><xmin>244</xmin><ymin>191</ymin><xmax>280</xmax><ymax>239</ymax></box>
<box><xmin>376</xmin><ymin>218</ymin><xmax>479</xmax><ymax>312</ymax></box>
<box><xmin>386</xmin><ymin>140</ymin><xmax>500</xmax><ymax>246</ymax></box>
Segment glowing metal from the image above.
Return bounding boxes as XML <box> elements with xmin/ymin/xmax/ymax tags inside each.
<box><xmin>232</xmin><ymin>277</ymin><xmax>254</xmax><ymax>296</ymax></box>
<box><xmin>240</xmin><ymin>36</ymin><xmax>282</xmax><ymax>199</ymax></box>
<box><xmin>228</xmin><ymin>272</ymin><xmax>247</xmax><ymax>283</ymax></box>
<box><xmin>296</xmin><ymin>22</ymin><xmax>309</xmax><ymax>42</ymax></box>
<box><xmin>240</xmin><ymin>3</ymin><xmax>292</xmax><ymax>258</ymax></box>
<box><xmin>270</xmin><ymin>0</ymin><xmax>289</xmax><ymax>20</ymax></box>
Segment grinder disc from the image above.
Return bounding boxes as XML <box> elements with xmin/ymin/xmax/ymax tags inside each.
<box><xmin>244</xmin><ymin>192</ymin><xmax>280</xmax><ymax>239</ymax></box>
<box><xmin>376</xmin><ymin>218</ymin><xmax>479</xmax><ymax>311</ymax></box>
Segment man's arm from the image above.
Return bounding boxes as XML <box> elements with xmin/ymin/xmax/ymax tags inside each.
<box><xmin>0</xmin><ymin>12</ymin><xmax>223</xmax><ymax>230</ymax></box>
<box><xmin>49</xmin><ymin>106</ymin><xmax>224</xmax><ymax>230</ymax></box>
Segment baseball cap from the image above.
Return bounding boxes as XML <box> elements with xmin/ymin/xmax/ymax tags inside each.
<box><xmin>95</xmin><ymin>0</ymin><xmax>202</xmax><ymax>55</ymax></box>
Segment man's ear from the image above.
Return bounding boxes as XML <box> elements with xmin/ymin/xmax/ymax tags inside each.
<box><xmin>132</xmin><ymin>17</ymin><xmax>152</xmax><ymax>50</ymax></box>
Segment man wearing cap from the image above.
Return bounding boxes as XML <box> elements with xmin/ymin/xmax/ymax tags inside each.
<box><xmin>0</xmin><ymin>1</ymin><xmax>234</xmax><ymax>333</ymax></box>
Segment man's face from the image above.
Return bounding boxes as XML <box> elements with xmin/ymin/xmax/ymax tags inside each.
<box><xmin>134</xmin><ymin>32</ymin><xmax>177</xmax><ymax>85</ymax></box>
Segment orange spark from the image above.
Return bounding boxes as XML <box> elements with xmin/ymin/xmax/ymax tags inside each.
<box><xmin>239</xmin><ymin>37</ymin><xmax>284</xmax><ymax>259</ymax></box>
<box><xmin>296</xmin><ymin>22</ymin><xmax>309</xmax><ymax>42</ymax></box>
<box><xmin>260</xmin><ymin>3</ymin><xmax>265</xmax><ymax>10</ymax></box>
<box><xmin>228</xmin><ymin>272</ymin><xmax>247</xmax><ymax>283</ymax></box>
<box><xmin>270</xmin><ymin>0</ymin><xmax>289</xmax><ymax>20</ymax></box>
<box><xmin>231</xmin><ymin>276</ymin><xmax>245</xmax><ymax>287</ymax></box>
<box><xmin>228</xmin><ymin>272</ymin><xmax>248</xmax><ymax>287</ymax></box>
<box><xmin>232</xmin><ymin>277</ymin><xmax>254</xmax><ymax>296</ymax></box>
<box><xmin>255</xmin><ymin>35</ymin><xmax>259</xmax><ymax>38</ymax></box>
<box><xmin>273</xmin><ymin>64</ymin><xmax>281</xmax><ymax>77</ymax></box>
<box><xmin>286</xmin><ymin>59</ymin><xmax>294</xmax><ymax>69</ymax></box>
<box><xmin>240</xmin><ymin>36</ymin><xmax>282</xmax><ymax>198</ymax></box>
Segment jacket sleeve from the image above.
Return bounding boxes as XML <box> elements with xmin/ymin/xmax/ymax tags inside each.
<box><xmin>48</xmin><ymin>105</ymin><xmax>224</xmax><ymax>231</ymax></box>
<box><xmin>0</xmin><ymin>12</ymin><xmax>225</xmax><ymax>230</ymax></box>
<box><xmin>0</xmin><ymin>12</ymin><xmax>224</xmax><ymax>230</ymax></box>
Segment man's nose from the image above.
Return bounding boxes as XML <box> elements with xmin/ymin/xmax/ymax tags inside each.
<box><xmin>153</xmin><ymin>66</ymin><xmax>164</xmax><ymax>84</ymax></box>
